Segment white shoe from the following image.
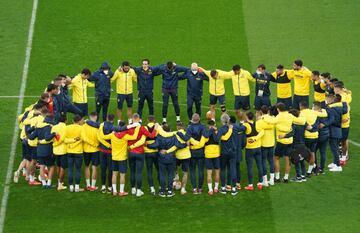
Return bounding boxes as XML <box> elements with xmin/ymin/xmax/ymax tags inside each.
<box><xmin>262</xmin><ymin>180</ymin><xmax>269</xmax><ymax>187</ymax></box>
<box><xmin>69</xmin><ymin>185</ymin><xmax>74</xmax><ymax>192</ymax></box>
<box><xmin>136</xmin><ymin>189</ymin><xmax>144</xmax><ymax>197</ymax></box>
<box><xmin>329</xmin><ymin>166</ymin><xmax>342</xmax><ymax>172</ymax></box>
<box><xmin>269</xmin><ymin>179</ymin><xmax>274</xmax><ymax>186</ymax></box>
<box><xmin>181</xmin><ymin>188</ymin><xmax>187</xmax><ymax>195</ymax></box>
<box><xmin>131</xmin><ymin>187</ymin><xmax>137</xmax><ymax>195</ymax></box>
<box><xmin>13</xmin><ymin>171</ymin><xmax>19</xmax><ymax>183</ymax></box>
<box><xmin>328</xmin><ymin>163</ymin><xmax>336</xmax><ymax>169</ymax></box>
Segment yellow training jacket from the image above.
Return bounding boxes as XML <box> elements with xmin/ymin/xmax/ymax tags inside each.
<box><xmin>69</xmin><ymin>74</ymin><xmax>94</xmax><ymax>104</ymax></box>
<box><xmin>25</xmin><ymin>115</ymin><xmax>44</xmax><ymax>147</ymax></box>
<box><xmin>175</xmin><ymin>129</ymin><xmax>191</xmax><ymax>160</ymax></box>
<box><xmin>19</xmin><ymin>108</ymin><xmax>35</xmax><ymax>140</ymax></box>
<box><xmin>102</xmin><ymin>127</ymin><xmax>140</xmax><ymax>161</ymax></box>
<box><xmin>289</xmin><ymin>68</ymin><xmax>312</xmax><ymax>96</ymax></box>
<box><xmin>229</xmin><ymin>69</ymin><xmax>255</xmax><ymax>96</ymax></box>
<box><xmin>271</xmin><ymin>70</ymin><xmax>293</xmax><ymax>98</ymax></box>
<box><xmin>256</xmin><ymin>114</ymin><xmax>275</xmax><ymax>147</ymax></box>
<box><xmin>51</xmin><ymin>122</ymin><xmax>67</xmax><ymax>155</ymax></box>
<box><xmin>313</xmin><ymin>80</ymin><xmax>326</xmax><ymax>102</ymax></box>
<box><xmin>64</xmin><ymin>124</ymin><xmax>83</xmax><ymax>154</ymax></box>
<box><xmin>111</xmin><ymin>68</ymin><xmax>137</xmax><ymax>94</ymax></box>
<box><xmin>202</xmin><ymin>68</ymin><xmax>231</xmax><ymax>96</ymax></box>
<box><xmin>81</xmin><ymin>122</ymin><xmax>99</xmax><ymax>153</ymax></box>
<box><xmin>244</xmin><ymin>121</ymin><xmax>264</xmax><ymax>149</ymax></box>
<box><xmin>340</xmin><ymin>90</ymin><xmax>352</xmax><ymax>128</ymax></box>
<box><xmin>300</xmin><ymin>109</ymin><xmax>319</xmax><ymax>139</ymax></box>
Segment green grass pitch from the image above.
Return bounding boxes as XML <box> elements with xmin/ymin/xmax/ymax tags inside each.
<box><xmin>1</xmin><ymin>0</ymin><xmax>360</xmax><ymax>232</ymax></box>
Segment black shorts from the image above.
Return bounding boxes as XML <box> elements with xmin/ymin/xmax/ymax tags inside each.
<box><xmin>74</xmin><ymin>103</ymin><xmax>88</xmax><ymax>117</ymax></box>
<box><xmin>112</xmin><ymin>160</ymin><xmax>128</xmax><ymax>173</ymax></box>
<box><xmin>277</xmin><ymin>97</ymin><xmax>292</xmax><ymax>110</ymax></box>
<box><xmin>55</xmin><ymin>154</ymin><xmax>68</xmax><ymax>169</ymax></box>
<box><xmin>176</xmin><ymin>158</ymin><xmax>190</xmax><ymax>172</ymax></box>
<box><xmin>38</xmin><ymin>155</ymin><xmax>55</xmax><ymax>167</ymax></box>
<box><xmin>293</xmin><ymin>95</ymin><xmax>309</xmax><ymax>110</ymax></box>
<box><xmin>205</xmin><ymin>157</ymin><xmax>220</xmax><ymax>170</ymax></box>
<box><xmin>117</xmin><ymin>94</ymin><xmax>133</xmax><ymax>109</ymax></box>
<box><xmin>234</xmin><ymin>95</ymin><xmax>250</xmax><ymax>110</ymax></box>
<box><xmin>342</xmin><ymin>128</ymin><xmax>349</xmax><ymax>141</ymax></box>
<box><xmin>28</xmin><ymin>146</ymin><xmax>37</xmax><ymax>160</ymax></box>
<box><xmin>275</xmin><ymin>142</ymin><xmax>292</xmax><ymax>157</ymax></box>
<box><xmin>84</xmin><ymin>152</ymin><xmax>100</xmax><ymax>166</ymax></box>
<box><xmin>209</xmin><ymin>94</ymin><xmax>225</xmax><ymax>105</ymax></box>
<box><xmin>254</xmin><ymin>96</ymin><xmax>271</xmax><ymax>111</ymax></box>
<box><xmin>22</xmin><ymin>140</ymin><xmax>30</xmax><ymax>161</ymax></box>
<box><xmin>305</xmin><ymin>138</ymin><xmax>317</xmax><ymax>152</ymax></box>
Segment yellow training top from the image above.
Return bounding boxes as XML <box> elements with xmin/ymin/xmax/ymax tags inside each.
<box><xmin>271</xmin><ymin>70</ymin><xmax>294</xmax><ymax>98</ymax></box>
<box><xmin>111</xmin><ymin>68</ymin><xmax>137</xmax><ymax>94</ymax></box>
<box><xmin>81</xmin><ymin>122</ymin><xmax>99</xmax><ymax>153</ymax></box>
<box><xmin>256</xmin><ymin>114</ymin><xmax>275</xmax><ymax>148</ymax></box>
<box><xmin>64</xmin><ymin>124</ymin><xmax>83</xmax><ymax>154</ymax></box>
<box><xmin>69</xmin><ymin>74</ymin><xmax>94</xmax><ymax>103</ymax></box>
<box><xmin>289</xmin><ymin>68</ymin><xmax>312</xmax><ymax>96</ymax></box>
<box><xmin>201</xmin><ymin>68</ymin><xmax>231</xmax><ymax>96</ymax></box>
<box><xmin>51</xmin><ymin>122</ymin><xmax>67</xmax><ymax>155</ymax></box>
<box><xmin>229</xmin><ymin>69</ymin><xmax>255</xmax><ymax>96</ymax></box>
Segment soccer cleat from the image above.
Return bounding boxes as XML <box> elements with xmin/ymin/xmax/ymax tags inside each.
<box><xmin>13</xmin><ymin>171</ymin><xmax>19</xmax><ymax>183</ymax></box>
<box><xmin>290</xmin><ymin>177</ymin><xmax>302</xmax><ymax>183</ymax></box>
<box><xmin>167</xmin><ymin>191</ymin><xmax>175</xmax><ymax>197</ymax></box>
<box><xmin>219</xmin><ymin>187</ymin><xmax>227</xmax><ymax>194</ymax></box>
<box><xmin>282</xmin><ymin>178</ymin><xmax>289</xmax><ymax>183</ymax></box>
<box><xmin>75</xmin><ymin>188</ymin><xmax>85</xmax><ymax>192</ymax></box>
<box><xmin>158</xmin><ymin>191</ymin><xmax>166</xmax><ymax>197</ymax></box>
<box><xmin>231</xmin><ymin>188</ymin><xmax>238</xmax><ymax>196</ymax></box>
<box><xmin>306</xmin><ymin>173</ymin><xmax>312</xmax><ymax>178</ymax></box>
<box><xmin>107</xmin><ymin>187</ymin><xmax>112</xmax><ymax>193</ymax></box>
<box><xmin>150</xmin><ymin>190</ymin><xmax>156</xmax><ymax>195</ymax></box>
<box><xmin>318</xmin><ymin>169</ymin><xmax>325</xmax><ymax>175</ymax></box>
<box><xmin>101</xmin><ymin>187</ymin><xmax>107</xmax><ymax>194</ymax></box>
<box><xmin>269</xmin><ymin>179</ymin><xmax>275</xmax><ymax>186</ymax></box>
<box><xmin>29</xmin><ymin>180</ymin><xmax>41</xmax><ymax>186</ymax></box>
<box><xmin>136</xmin><ymin>189</ymin><xmax>144</xmax><ymax>197</ymax></box>
<box><xmin>181</xmin><ymin>189</ymin><xmax>187</xmax><ymax>195</ymax></box>
<box><xmin>245</xmin><ymin>185</ymin><xmax>254</xmax><ymax>191</ymax></box>
<box><xmin>88</xmin><ymin>186</ymin><xmax>98</xmax><ymax>192</ymax></box>
<box><xmin>262</xmin><ymin>180</ymin><xmax>269</xmax><ymax>187</ymax></box>
<box><xmin>197</xmin><ymin>188</ymin><xmax>203</xmax><ymax>194</ymax></box>
<box><xmin>192</xmin><ymin>188</ymin><xmax>198</xmax><ymax>195</ymax></box>
<box><xmin>131</xmin><ymin>188</ymin><xmax>137</xmax><ymax>195</ymax></box>
<box><xmin>112</xmin><ymin>192</ymin><xmax>118</xmax><ymax>196</ymax></box>
<box><xmin>274</xmin><ymin>178</ymin><xmax>281</xmax><ymax>183</ymax></box>
<box><xmin>329</xmin><ymin>166</ymin><xmax>342</xmax><ymax>172</ymax></box>
<box><xmin>69</xmin><ymin>185</ymin><xmax>74</xmax><ymax>192</ymax></box>
<box><xmin>214</xmin><ymin>188</ymin><xmax>219</xmax><ymax>193</ymax></box>
<box><xmin>57</xmin><ymin>183</ymin><xmax>67</xmax><ymax>191</ymax></box>
<box><xmin>118</xmin><ymin>191</ymin><xmax>128</xmax><ymax>197</ymax></box>
<box><xmin>86</xmin><ymin>186</ymin><xmax>92</xmax><ymax>191</ymax></box>
<box><xmin>301</xmin><ymin>175</ymin><xmax>307</xmax><ymax>182</ymax></box>
<box><xmin>236</xmin><ymin>183</ymin><xmax>241</xmax><ymax>190</ymax></box>
<box><xmin>328</xmin><ymin>163</ymin><xmax>336</xmax><ymax>169</ymax></box>
<box><xmin>225</xmin><ymin>185</ymin><xmax>231</xmax><ymax>191</ymax></box>
<box><xmin>208</xmin><ymin>191</ymin><xmax>214</xmax><ymax>196</ymax></box>
<box><xmin>257</xmin><ymin>183</ymin><xmax>263</xmax><ymax>190</ymax></box>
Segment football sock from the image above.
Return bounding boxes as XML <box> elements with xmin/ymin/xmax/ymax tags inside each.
<box><xmin>275</xmin><ymin>172</ymin><xmax>280</xmax><ymax>179</ymax></box>
<box><xmin>208</xmin><ymin>183</ymin><xmax>213</xmax><ymax>192</ymax></box>
<box><xmin>86</xmin><ymin>179</ymin><xmax>90</xmax><ymax>187</ymax></box>
<box><xmin>284</xmin><ymin>174</ymin><xmax>289</xmax><ymax>180</ymax></box>
<box><xmin>112</xmin><ymin>184</ymin><xmax>117</xmax><ymax>193</ymax></box>
<box><xmin>120</xmin><ymin>184</ymin><xmax>125</xmax><ymax>193</ymax></box>
<box><xmin>91</xmin><ymin>179</ymin><xmax>96</xmax><ymax>187</ymax></box>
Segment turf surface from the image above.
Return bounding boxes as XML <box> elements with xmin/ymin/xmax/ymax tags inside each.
<box><xmin>1</xmin><ymin>0</ymin><xmax>359</xmax><ymax>232</ymax></box>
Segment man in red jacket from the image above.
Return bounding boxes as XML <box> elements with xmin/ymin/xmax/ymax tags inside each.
<box><xmin>127</xmin><ymin>113</ymin><xmax>158</xmax><ymax>197</ymax></box>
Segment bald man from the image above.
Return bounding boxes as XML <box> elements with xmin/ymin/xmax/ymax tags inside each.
<box><xmin>178</xmin><ymin>63</ymin><xmax>208</xmax><ymax>122</ymax></box>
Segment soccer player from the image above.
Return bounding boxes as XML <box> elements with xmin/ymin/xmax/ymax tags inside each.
<box><xmin>243</xmin><ymin>112</ymin><xmax>265</xmax><ymax>191</ymax></box>
<box><xmin>229</xmin><ymin>64</ymin><xmax>255</xmax><ymax>118</ymax></box>
<box><xmin>327</xmin><ymin>94</ymin><xmax>348</xmax><ymax>172</ymax></box>
<box><xmin>252</xmin><ymin>64</ymin><xmax>272</xmax><ymax>117</ymax></box>
<box><xmin>56</xmin><ymin>74</ymin><xmax>83</xmax><ymax>116</ymax></box>
<box><xmin>270</xmin><ymin>64</ymin><xmax>294</xmax><ymax>110</ymax></box>
<box><xmin>256</xmin><ymin>105</ymin><xmax>276</xmax><ymax>186</ymax></box>
<box><xmin>178</xmin><ymin>63</ymin><xmax>208</xmax><ymax>122</ymax></box>
<box><xmin>132</xmin><ymin>59</ymin><xmax>161</xmax><ymax>119</ymax></box>
<box><xmin>334</xmin><ymin>81</ymin><xmax>352</xmax><ymax>163</ymax></box>
<box><xmin>312</xmin><ymin>71</ymin><xmax>327</xmax><ymax>108</ymax></box>
<box><xmin>290</xmin><ymin>59</ymin><xmax>312</xmax><ymax>110</ymax></box>
<box><xmin>157</xmin><ymin>61</ymin><xmax>188</xmax><ymax>123</ymax></box>
<box><xmin>69</xmin><ymin>68</ymin><xmax>94</xmax><ymax>117</ymax></box>
<box><xmin>313</xmin><ymin>101</ymin><xmax>329</xmax><ymax>174</ymax></box>
<box><xmin>102</xmin><ymin>123</ymin><xmax>141</xmax><ymax>196</ymax></box>
<box><xmin>111</xmin><ymin>61</ymin><xmax>137</xmax><ymax>123</ymax></box>
<box><xmin>81</xmin><ymin>112</ymin><xmax>100</xmax><ymax>191</ymax></box>
<box><xmin>200</xmin><ymin>68</ymin><xmax>231</xmax><ymax>118</ymax></box>
<box><xmin>64</xmin><ymin>114</ymin><xmax>84</xmax><ymax>192</ymax></box>
<box><xmin>127</xmin><ymin>113</ymin><xmax>157</xmax><ymax>197</ymax></box>
<box><xmin>88</xmin><ymin>62</ymin><xmax>113</xmax><ymax>122</ymax></box>
<box><xmin>147</xmin><ymin>124</ymin><xmax>186</xmax><ymax>197</ymax></box>
<box><xmin>28</xmin><ymin>108</ymin><xmax>57</xmax><ymax>188</ymax></box>
<box><xmin>51</xmin><ymin>115</ymin><xmax>68</xmax><ymax>190</ymax></box>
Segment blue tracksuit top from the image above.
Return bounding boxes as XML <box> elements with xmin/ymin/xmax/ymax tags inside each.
<box><xmin>28</xmin><ymin>116</ymin><xmax>56</xmax><ymax>157</ymax></box>
<box><xmin>216</xmin><ymin>125</ymin><xmax>236</xmax><ymax>156</ymax></box>
<box><xmin>133</xmin><ymin>66</ymin><xmax>161</xmax><ymax>92</ymax></box>
<box><xmin>327</xmin><ymin>102</ymin><xmax>348</xmax><ymax>139</ymax></box>
<box><xmin>178</xmin><ymin>70</ymin><xmax>208</xmax><ymax>99</ymax></box>
<box><xmin>157</xmin><ymin>64</ymin><xmax>188</xmax><ymax>90</ymax></box>
<box><xmin>253</xmin><ymin>72</ymin><xmax>272</xmax><ymax>97</ymax></box>
<box><xmin>147</xmin><ymin>134</ymin><xmax>186</xmax><ymax>163</ymax></box>
<box><xmin>88</xmin><ymin>62</ymin><xmax>113</xmax><ymax>98</ymax></box>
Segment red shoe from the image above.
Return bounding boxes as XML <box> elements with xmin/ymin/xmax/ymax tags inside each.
<box><xmin>257</xmin><ymin>183</ymin><xmax>263</xmax><ymax>190</ymax></box>
<box><xmin>236</xmin><ymin>184</ymin><xmax>241</xmax><ymax>190</ymax></box>
<box><xmin>29</xmin><ymin>180</ymin><xmax>41</xmax><ymax>186</ymax></box>
<box><xmin>89</xmin><ymin>186</ymin><xmax>98</xmax><ymax>192</ymax></box>
<box><xmin>86</xmin><ymin>186</ymin><xmax>92</xmax><ymax>191</ymax></box>
<box><xmin>244</xmin><ymin>185</ymin><xmax>254</xmax><ymax>191</ymax></box>
<box><xmin>118</xmin><ymin>192</ymin><xmax>128</xmax><ymax>197</ymax></box>
<box><xmin>208</xmin><ymin>191</ymin><xmax>214</xmax><ymax>196</ymax></box>
<box><xmin>226</xmin><ymin>185</ymin><xmax>231</xmax><ymax>191</ymax></box>
<box><xmin>112</xmin><ymin>191</ymin><xmax>118</xmax><ymax>196</ymax></box>
<box><xmin>214</xmin><ymin>188</ymin><xmax>219</xmax><ymax>193</ymax></box>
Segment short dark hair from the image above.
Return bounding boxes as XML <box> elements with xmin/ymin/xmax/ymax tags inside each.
<box><xmin>148</xmin><ymin>115</ymin><xmax>155</xmax><ymax>123</ymax></box>
<box><xmin>81</xmin><ymin>68</ymin><xmax>91</xmax><ymax>76</ymax></box>
<box><xmin>299</xmin><ymin>101</ymin><xmax>308</xmax><ymax>108</ymax></box>
<box><xmin>229</xmin><ymin>116</ymin><xmax>236</xmax><ymax>124</ymax></box>
<box><xmin>330</xmin><ymin>78</ymin><xmax>338</xmax><ymax>83</ymax></box>
<box><xmin>334</xmin><ymin>94</ymin><xmax>342</xmax><ymax>102</ymax></box>
<box><xmin>277</xmin><ymin>64</ymin><xmax>284</xmax><ymax>70</ymax></box>
<box><xmin>276</xmin><ymin>102</ymin><xmax>286</xmax><ymax>112</ymax></box>
<box><xmin>313</xmin><ymin>101</ymin><xmax>321</xmax><ymax>109</ymax></box>
<box><xmin>210</xmin><ymin>70</ymin><xmax>218</xmax><ymax>78</ymax></box>
<box><xmin>207</xmin><ymin>120</ymin><xmax>215</xmax><ymax>126</ymax></box>
<box><xmin>47</xmin><ymin>84</ymin><xmax>58</xmax><ymax>92</ymax></box>
<box><xmin>41</xmin><ymin>108</ymin><xmax>50</xmax><ymax>116</ymax></box>
<box><xmin>142</xmin><ymin>58</ymin><xmax>150</xmax><ymax>64</ymax></box>
<box><xmin>312</xmin><ymin>70</ymin><xmax>320</xmax><ymax>76</ymax></box>
<box><xmin>89</xmin><ymin>111</ymin><xmax>97</xmax><ymax>117</ymax></box>
<box><xmin>177</xmin><ymin>122</ymin><xmax>185</xmax><ymax>129</ymax></box>
<box><xmin>107</xmin><ymin>114</ymin><xmax>115</xmax><ymax>122</ymax></box>
<box><xmin>73</xmin><ymin>114</ymin><xmax>82</xmax><ymax>123</ymax></box>
<box><xmin>260</xmin><ymin>105</ymin><xmax>269</xmax><ymax>114</ymax></box>
<box><xmin>33</xmin><ymin>103</ymin><xmax>45</xmax><ymax>110</ymax></box>
<box><xmin>246</xmin><ymin>112</ymin><xmax>254</xmax><ymax>120</ymax></box>
<box><xmin>40</xmin><ymin>92</ymin><xmax>50</xmax><ymax>100</ymax></box>
<box><xmin>58</xmin><ymin>115</ymin><xmax>67</xmax><ymax>123</ymax></box>
<box><xmin>289</xmin><ymin>109</ymin><xmax>299</xmax><ymax>117</ymax></box>
<box><xmin>122</xmin><ymin>61</ymin><xmax>130</xmax><ymax>67</ymax></box>
<box><xmin>258</xmin><ymin>64</ymin><xmax>266</xmax><ymax>70</ymax></box>
<box><xmin>162</xmin><ymin>123</ymin><xmax>170</xmax><ymax>132</ymax></box>
<box><xmin>57</xmin><ymin>74</ymin><xmax>67</xmax><ymax>79</ymax></box>
<box><xmin>334</xmin><ymin>81</ymin><xmax>344</xmax><ymax>89</ymax></box>
<box><xmin>166</xmin><ymin>61</ymin><xmax>173</xmax><ymax>69</ymax></box>
<box><xmin>53</xmin><ymin>76</ymin><xmax>63</xmax><ymax>82</ymax></box>
<box><xmin>269</xmin><ymin>106</ymin><xmax>278</xmax><ymax>116</ymax></box>
<box><xmin>294</xmin><ymin>59</ymin><xmax>303</xmax><ymax>67</ymax></box>
<box><xmin>321</xmin><ymin>72</ymin><xmax>330</xmax><ymax>79</ymax></box>
<box><xmin>232</xmin><ymin>64</ymin><xmax>241</xmax><ymax>71</ymax></box>
<box><xmin>118</xmin><ymin>121</ymin><xmax>126</xmax><ymax>127</ymax></box>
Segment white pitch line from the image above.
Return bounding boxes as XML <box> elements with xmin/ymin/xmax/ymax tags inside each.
<box><xmin>0</xmin><ymin>0</ymin><xmax>38</xmax><ymax>232</ymax></box>
<box><xmin>349</xmin><ymin>140</ymin><xmax>360</xmax><ymax>147</ymax></box>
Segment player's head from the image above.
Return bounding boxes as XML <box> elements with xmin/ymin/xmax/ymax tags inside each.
<box><xmin>101</xmin><ymin>62</ymin><xmax>110</xmax><ymax>75</ymax></box>
<box><xmin>269</xmin><ymin>105</ymin><xmax>278</xmax><ymax>116</ymax></box>
<box><xmin>276</xmin><ymin>102</ymin><xmax>286</xmax><ymax>112</ymax></box>
<box><xmin>32</xmin><ymin>103</ymin><xmax>44</xmax><ymax>115</ymax></box>
<box><xmin>313</xmin><ymin>101</ymin><xmax>322</xmax><ymax>111</ymax></box>
<box><xmin>311</xmin><ymin>70</ymin><xmax>320</xmax><ymax>81</ymax></box>
<box><xmin>289</xmin><ymin>109</ymin><xmax>300</xmax><ymax>117</ymax></box>
<box><xmin>191</xmin><ymin>113</ymin><xmax>200</xmax><ymax>123</ymax></box>
<box><xmin>325</xmin><ymin>94</ymin><xmax>335</xmax><ymax>105</ymax></box>
<box><xmin>220</xmin><ymin>113</ymin><xmax>230</xmax><ymax>125</ymax></box>
<box><xmin>191</xmin><ymin>63</ymin><xmax>198</xmax><ymax>73</ymax></box>
<box><xmin>229</xmin><ymin>115</ymin><xmax>237</xmax><ymax>124</ymax></box>
<box><xmin>207</xmin><ymin>120</ymin><xmax>216</xmax><ymax>128</ymax></box>
<box><xmin>177</xmin><ymin>122</ymin><xmax>185</xmax><ymax>130</ymax></box>
<box><xmin>162</xmin><ymin>123</ymin><xmax>171</xmax><ymax>132</ymax></box>
<box><xmin>89</xmin><ymin>111</ymin><xmax>97</xmax><ymax>121</ymax></box>
<box><xmin>246</xmin><ymin>111</ymin><xmax>254</xmax><ymax>121</ymax></box>
<box><xmin>118</xmin><ymin>121</ymin><xmax>126</xmax><ymax>127</ymax></box>
<box><xmin>73</xmin><ymin>114</ymin><xmax>83</xmax><ymax>125</ymax></box>
<box><xmin>47</xmin><ymin>84</ymin><xmax>58</xmax><ymax>96</ymax></box>
<box><xmin>106</xmin><ymin>114</ymin><xmax>115</xmax><ymax>123</ymax></box>
<box><xmin>147</xmin><ymin>115</ymin><xmax>155</xmax><ymax>123</ymax></box>
<box><xmin>260</xmin><ymin>105</ymin><xmax>269</xmax><ymax>115</ymax></box>
<box><xmin>53</xmin><ymin>76</ymin><xmax>63</xmax><ymax>87</ymax></box>
<box><xmin>142</xmin><ymin>59</ymin><xmax>150</xmax><ymax>70</ymax></box>
<box><xmin>122</xmin><ymin>61</ymin><xmax>130</xmax><ymax>73</ymax></box>
<box><xmin>232</xmin><ymin>64</ymin><xmax>241</xmax><ymax>75</ymax></box>
<box><xmin>166</xmin><ymin>61</ymin><xmax>174</xmax><ymax>70</ymax></box>
<box><xmin>81</xmin><ymin>68</ymin><xmax>91</xmax><ymax>79</ymax></box>
<box><xmin>293</xmin><ymin>59</ymin><xmax>303</xmax><ymax>70</ymax></box>
<box><xmin>257</xmin><ymin>64</ymin><xmax>266</xmax><ymax>72</ymax></box>
<box><xmin>334</xmin><ymin>94</ymin><xmax>342</xmax><ymax>103</ymax></box>
<box><xmin>333</xmin><ymin>81</ymin><xmax>344</xmax><ymax>93</ymax></box>
<box><xmin>132</xmin><ymin>113</ymin><xmax>140</xmax><ymax>123</ymax></box>
<box><xmin>41</xmin><ymin>107</ymin><xmax>50</xmax><ymax>117</ymax></box>
<box><xmin>58</xmin><ymin>114</ymin><xmax>67</xmax><ymax>123</ymax></box>
<box><xmin>210</xmin><ymin>70</ymin><xmax>218</xmax><ymax>79</ymax></box>
<box><xmin>276</xmin><ymin>64</ymin><xmax>284</xmax><ymax>75</ymax></box>
<box><xmin>40</xmin><ymin>92</ymin><xmax>50</xmax><ymax>103</ymax></box>
<box><xmin>321</xmin><ymin>72</ymin><xmax>331</xmax><ymax>81</ymax></box>
<box><xmin>299</xmin><ymin>101</ymin><xmax>308</xmax><ymax>110</ymax></box>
